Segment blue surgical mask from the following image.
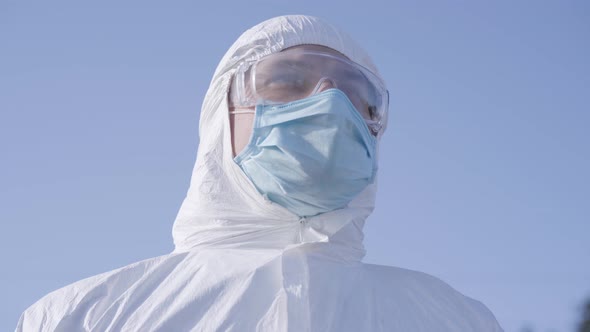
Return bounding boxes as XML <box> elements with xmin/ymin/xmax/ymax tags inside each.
<box><xmin>234</xmin><ymin>89</ymin><xmax>377</xmax><ymax>217</ymax></box>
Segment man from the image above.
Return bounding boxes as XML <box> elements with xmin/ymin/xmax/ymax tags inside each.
<box><xmin>17</xmin><ymin>15</ymin><xmax>502</xmax><ymax>331</ymax></box>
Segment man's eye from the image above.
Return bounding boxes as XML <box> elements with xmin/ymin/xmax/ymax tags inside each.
<box><xmin>368</xmin><ymin>105</ymin><xmax>377</xmax><ymax>120</ymax></box>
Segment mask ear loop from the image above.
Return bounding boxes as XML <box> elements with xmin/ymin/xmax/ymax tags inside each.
<box><xmin>229</xmin><ymin>108</ymin><xmax>255</xmax><ymax>114</ymax></box>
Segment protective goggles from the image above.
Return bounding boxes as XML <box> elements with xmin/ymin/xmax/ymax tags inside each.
<box><xmin>229</xmin><ymin>48</ymin><xmax>389</xmax><ymax>135</ymax></box>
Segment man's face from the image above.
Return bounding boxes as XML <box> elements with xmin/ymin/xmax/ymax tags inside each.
<box><xmin>228</xmin><ymin>44</ymin><xmax>376</xmax><ymax>156</ymax></box>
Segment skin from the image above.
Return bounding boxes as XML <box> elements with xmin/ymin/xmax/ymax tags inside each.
<box><xmin>228</xmin><ymin>106</ymin><xmax>254</xmax><ymax>157</ymax></box>
<box><xmin>228</xmin><ymin>44</ymin><xmax>358</xmax><ymax>157</ymax></box>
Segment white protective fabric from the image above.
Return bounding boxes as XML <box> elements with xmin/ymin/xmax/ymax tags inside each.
<box><xmin>17</xmin><ymin>15</ymin><xmax>503</xmax><ymax>332</ymax></box>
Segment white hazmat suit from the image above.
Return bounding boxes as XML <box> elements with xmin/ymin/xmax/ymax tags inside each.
<box><xmin>17</xmin><ymin>15</ymin><xmax>503</xmax><ymax>332</ymax></box>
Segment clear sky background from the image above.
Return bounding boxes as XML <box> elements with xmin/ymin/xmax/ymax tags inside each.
<box><xmin>1</xmin><ymin>1</ymin><xmax>588</xmax><ymax>331</ymax></box>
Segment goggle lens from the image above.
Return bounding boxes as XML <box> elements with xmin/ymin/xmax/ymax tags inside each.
<box><xmin>230</xmin><ymin>49</ymin><xmax>388</xmax><ymax>134</ymax></box>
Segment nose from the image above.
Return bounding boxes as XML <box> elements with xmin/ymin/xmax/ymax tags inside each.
<box><xmin>313</xmin><ymin>77</ymin><xmax>337</xmax><ymax>94</ymax></box>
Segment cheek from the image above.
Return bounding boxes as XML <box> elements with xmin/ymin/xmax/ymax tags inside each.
<box><xmin>229</xmin><ymin>113</ymin><xmax>255</xmax><ymax>157</ymax></box>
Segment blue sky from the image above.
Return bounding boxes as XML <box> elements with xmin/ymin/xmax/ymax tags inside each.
<box><xmin>1</xmin><ymin>1</ymin><xmax>588</xmax><ymax>331</ymax></box>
